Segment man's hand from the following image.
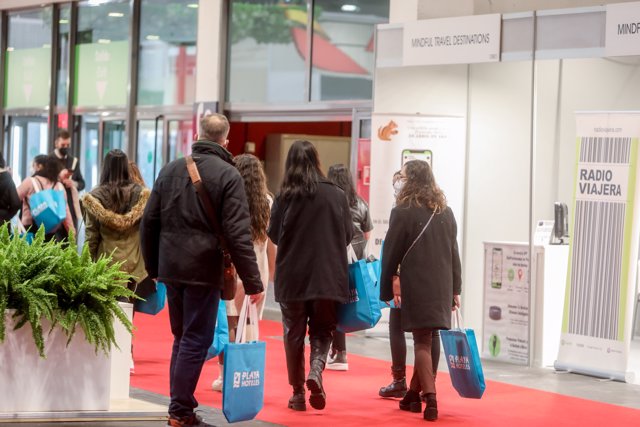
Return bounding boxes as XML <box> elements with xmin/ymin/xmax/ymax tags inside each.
<box><xmin>452</xmin><ymin>294</ymin><xmax>461</xmax><ymax>311</ymax></box>
<box><xmin>62</xmin><ymin>178</ymin><xmax>75</xmax><ymax>189</ymax></box>
<box><xmin>392</xmin><ymin>275</ymin><xmax>401</xmax><ymax>308</ymax></box>
<box><xmin>249</xmin><ymin>292</ymin><xmax>264</xmax><ymax>305</ymax></box>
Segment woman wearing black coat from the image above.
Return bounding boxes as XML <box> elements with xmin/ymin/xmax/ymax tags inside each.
<box><xmin>0</xmin><ymin>153</ymin><xmax>20</xmax><ymax>228</ymax></box>
<box><xmin>380</xmin><ymin>160</ymin><xmax>462</xmax><ymax>422</ymax></box>
<box><xmin>268</xmin><ymin>140</ymin><xmax>353</xmax><ymax>413</ymax></box>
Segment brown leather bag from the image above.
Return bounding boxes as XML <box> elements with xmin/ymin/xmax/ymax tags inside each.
<box><xmin>186</xmin><ymin>155</ymin><xmax>237</xmax><ymax>300</ymax></box>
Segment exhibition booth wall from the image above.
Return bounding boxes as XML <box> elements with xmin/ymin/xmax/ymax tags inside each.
<box><xmin>374</xmin><ymin>2</ymin><xmax>640</xmax><ymax>378</ymax></box>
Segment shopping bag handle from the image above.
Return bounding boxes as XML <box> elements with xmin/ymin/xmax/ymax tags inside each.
<box><xmin>235</xmin><ymin>296</ymin><xmax>260</xmax><ymax>343</ymax></box>
<box><xmin>451</xmin><ymin>308</ymin><xmax>464</xmax><ymax>330</ymax></box>
<box><xmin>347</xmin><ymin>244</ymin><xmax>358</xmax><ymax>264</ymax></box>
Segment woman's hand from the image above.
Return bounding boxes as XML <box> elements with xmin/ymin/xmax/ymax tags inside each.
<box><xmin>452</xmin><ymin>294</ymin><xmax>461</xmax><ymax>311</ymax></box>
<box><xmin>392</xmin><ymin>275</ymin><xmax>401</xmax><ymax>308</ymax></box>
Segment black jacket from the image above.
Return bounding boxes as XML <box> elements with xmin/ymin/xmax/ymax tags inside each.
<box><xmin>51</xmin><ymin>151</ymin><xmax>85</xmax><ymax>227</ymax></box>
<box><xmin>268</xmin><ymin>180</ymin><xmax>354</xmax><ymax>303</ymax></box>
<box><xmin>140</xmin><ymin>140</ymin><xmax>263</xmax><ymax>294</ymax></box>
<box><xmin>380</xmin><ymin>205</ymin><xmax>462</xmax><ymax>331</ymax></box>
<box><xmin>0</xmin><ymin>171</ymin><xmax>20</xmax><ymax>223</ymax></box>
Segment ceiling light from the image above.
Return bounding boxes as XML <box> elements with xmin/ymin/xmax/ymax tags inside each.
<box><xmin>59</xmin><ymin>19</ymin><xmax>69</xmax><ymax>24</ymax></box>
<box><xmin>6</xmin><ymin>47</ymin><xmax>14</xmax><ymax>52</ymax></box>
<box><xmin>341</xmin><ymin>4</ymin><xmax>359</xmax><ymax>12</ymax></box>
<box><xmin>97</xmin><ymin>39</ymin><xmax>111</xmax><ymax>44</ymax></box>
<box><xmin>108</xmin><ymin>12</ymin><xmax>124</xmax><ymax>18</ymax></box>
<box><xmin>145</xmin><ymin>35</ymin><xmax>160</xmax><ymax>41</ymax></box>
<box><xmin>187</xmin><ymin>4</ymin><xmax>198</xmax><ymax>9</ymax></box>
<box><xmin>43</xmin><ymin>44</ymin><xmax>51</xmax><ymax>48</ymax></box>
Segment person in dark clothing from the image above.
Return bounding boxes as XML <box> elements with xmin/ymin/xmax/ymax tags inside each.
<box><xmin>51</xmin><ymin>128</ymin><xmax>84</xmax><ymax>228</ymax></box>
<box><xmin>268</xmin><ymin>140</ymin><xmax>353</xmax><ymax>412</ymax></box>
<box><xmin>379</xmin><ymin>171</ymin><xmax>441</xmax><ymax>399</ymax></box>
<box><xmin>140</xmin><ymin>113</ymin><xmax>264</xmax><ymax>427</ymax></box>
<box><xmin>326</xmin><ymin>163</ymin><xmax>373</xmax><ymax>371</ymax></box>
<box><xmin>0</xmin><ymin>153</ymin><xmax>20</xmax><ymax>229</ymax></box>
<box><xmin>380</xmin><ymin>160</ymin><xmax>462</xmax><ymax>422</ymax></box>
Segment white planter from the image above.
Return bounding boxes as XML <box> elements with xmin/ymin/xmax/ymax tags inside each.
<box><xmin>0</xmin><ymin>309</ymin><xmax>111</xmax><ymax>412</ymax></box>
<box><xmin>110</xmin><ymin>302</ymin><xmax>133</xmax><ymax>400</ymax></box>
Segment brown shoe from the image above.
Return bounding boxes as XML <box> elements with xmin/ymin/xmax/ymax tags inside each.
<box><xmin>167</xmin><ymin>413</ymin><xmax>215</xmax><ymax>427</ymax></box>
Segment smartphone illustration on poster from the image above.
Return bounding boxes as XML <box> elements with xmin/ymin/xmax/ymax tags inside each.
<box><xmin>401</xmin><ymin>149</ymin><xmax>432</xmax><ymax>168</ymax></box>
<box><xmin>491</xmin><ymin>247</ymin><xmax>502</xmax><ymax>289</ymax></box>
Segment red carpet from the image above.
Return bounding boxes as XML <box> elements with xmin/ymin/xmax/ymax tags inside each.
<box><xmin>131</xmin><ymin>308</ymin><xmax>640</xmax><ymax>426</ymax></box>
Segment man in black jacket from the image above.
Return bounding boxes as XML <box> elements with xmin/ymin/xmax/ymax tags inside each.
<box><xmin>0</xmin><ymin>152</ymin><xmax>20</xmax><ymax>229</ymax></box>
<box><xmin>51</xmin><ymin>128</ymin><xmax>84</xmax><ymax>228</ymax></box>
<box><xmin>141</xmin><ymin>113</ymin><xmax>264</xmax><ymax>427</ymax></box>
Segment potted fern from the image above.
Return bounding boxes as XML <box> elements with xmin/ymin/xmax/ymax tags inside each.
<box><xmin>0</xmin><ymin>226</ymin><xmax>136</xmax><ymax>412</ymax></box>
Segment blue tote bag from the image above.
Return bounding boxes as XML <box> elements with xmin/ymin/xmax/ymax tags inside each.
<box><xmin>29</xmin><ymin>179</ymin><xmax>67</xmax><ymax>233</ymax></box>
<box><xmin>134</xmin><ymin>281</ymin><xmax>167</xmax><ymax>315</ymax></box>
<box><xmin>440</xmin><ymin>310</ymin><xmax>486</xmax><ymax>399</ymax></box>
<box><xmin>223</xmin><ymin>296</ymin><xmax>266</xmax><ymax>423</ymax></box>
<box><xmin>337</xmin><ymin>246</ymin><xmax>382</xmax><ymax>333</ymax></box>
<box><xmin>206</xmin><ymin>300</ymin><xmax>229</xmax><ymax>360</ymax></box>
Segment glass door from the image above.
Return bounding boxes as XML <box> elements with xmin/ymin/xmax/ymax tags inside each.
<box><xmin>4</xmin><ymin>115</ymin><xmax>49</xmax><ymax>184</ymax></box>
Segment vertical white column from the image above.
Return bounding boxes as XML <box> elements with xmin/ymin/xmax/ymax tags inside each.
<box><xmin>389</xmin><ymin>0</ymin><xmax>418</xmax><ymax>24</ymax></box>
<box><xmin>195</xmin><ymin>0</ymin><xmax>225</xmax><ymax>103</ymax></box>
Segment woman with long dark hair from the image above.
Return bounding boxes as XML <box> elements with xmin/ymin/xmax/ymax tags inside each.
<box><xmin>326</xmin><ymin>163</ymin><xmax>373</xmax><ymax>371</ymax></box>
<box><xmin>268</xmin><ymin>140</ymin><xmax>353</xmax><ymax>412</ymax></box>
<box><xmin>380</xmin><ymin>160</ymin><xmax>462</xmax><ymax>422</ymax></box>
<box><xmin>211</xmin><ymin>153</ymin><xmax>274</xmax><ymax>391</ymax></box>
<box><xmin>16</xmin><ymin>154</ymin><xmax>74</xmax><ymax>240</ymax></box>
<box><xmin>82</xmin><ymin>149</ymin><xmax>150</xmax><ymax>287</ymax></box>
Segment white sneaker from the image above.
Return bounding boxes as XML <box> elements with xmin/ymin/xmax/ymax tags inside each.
<box><xmin>326</xmin><ymin>350</ymin><xmax>348</xmax><ymax>371</ymax></box>
<box><xmin>211</xmin><ymin>374</ymin><xmax>223</xmax><ymax>392</ymax></box>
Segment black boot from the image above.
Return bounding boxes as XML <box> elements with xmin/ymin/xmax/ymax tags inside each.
<box><xmin>399</xmin><ymin>389</ymin><xmax>422</xmax><ymax>413</ymax></box>
<box><xmin>288</xmin><ymin>386</ymin><xmax>306</xmax><ymax>411</ymax></box>
<box><xmin>306</xmin><ymin>337</ymin><xmax>330</xmax><ymax>410</ymax></box>
<box><xmin>379</xmin><ymin>366</ymin><xmax>408</xmax><ymax>398</ymax></box>
<box><xmin>424</xmin><ymin>393</ymin><xmax>438</xmax><ymax>421</ymax></box>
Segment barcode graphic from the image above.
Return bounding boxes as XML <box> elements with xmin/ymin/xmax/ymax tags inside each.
<box><xmin>568</xmin><ymin>137</ymin><xmax>630</xmax><ymax>340</ymax></box>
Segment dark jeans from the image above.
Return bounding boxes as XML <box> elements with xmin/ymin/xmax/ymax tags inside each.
<box><xmin>332</xmin><ymin>330</ymin><xmax>346</xmax><ymax>352</ymax></box>
<box><xmin>389</xmin><ymin>308</ymin><xmax>440</xmax><ymax>375</ymax></box>
<box><xmin>166</xmin><ymin>283</ymin><xmax>220</xmax><ymax>418</ymax></box>
<box><xmin>280</xmin><ymin>300</ymin><xmax>337</xmax><ymax>390</ymax></box>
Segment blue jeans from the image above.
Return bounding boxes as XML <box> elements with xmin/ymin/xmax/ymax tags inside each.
<box><xmin>166</xmin><ymin>283</ymin><xmax>220</xmax><ymax>418</ymax></box>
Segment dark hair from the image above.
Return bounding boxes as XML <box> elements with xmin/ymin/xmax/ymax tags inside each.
<box><xmin>396</xmin><ymin>160</ymin><xmax>447</xmax><ymax>211</ymax></box>
<box><xmin>235</xmin><ymin>154</ymin><xmax>271</xmax><ymax>243</ymax></box>
<box><xmin>33</xmin><ymin>155</ymin><xmax>62</xmax><ymax>183</ymax></box>
<box><xmin>128</xmin><ymin>161</ymin><xmax>146</xmax><ymax>187</ymax></box>
<box><xmin>199</xmin><ymin>113</ymin><xmax>229</xmax><ymax>143</ymax></box>
<box><xmin>279</xmin><ymin>140</ymin><xmax>324</xmax><ymax>200</ymax></box>
<box><xmin>0</xmin><ymin>152</ymin><xmax>5</xmax><ymax>169</ymax></box>
<box><xmin>328</xmin><ymin>164</ymin><xmax>357</xmax><ymax>207</ymax></box>
<box><xmin>56</xmin><ymin>129</ymin><xmax>70</xmax><ymax>140</ymax></box>
<box><xmin>98</xmin><ymin>149</ymin><xmax>133</xmax><ymax>213</ymax></box>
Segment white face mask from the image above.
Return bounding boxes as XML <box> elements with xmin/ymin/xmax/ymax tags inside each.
<box><xmin>393</xmin><ymin>179</ymin><xmax>405</xmax><ymax>197</ymax></box>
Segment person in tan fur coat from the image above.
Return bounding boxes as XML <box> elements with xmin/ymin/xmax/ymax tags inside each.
<box><xmin>82</xmin><ymin>150</ymin><xmax>150</xmax><ymax>286</ymax></box>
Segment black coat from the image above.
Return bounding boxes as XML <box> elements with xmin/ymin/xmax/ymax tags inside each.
<box><xmin>380</xmin><ymin>205</ymin><xmax>462</xmax><ymax>331</ymax></box>
<box><xmin>268</xmin><ymin>180</ymin><xmax>354</xmax><ymax>303</ymax></box>
<box><xmin>0</xmin><ymin>171</ymin><xmax>20</xmax><ymax>223</ymax></box>
<box><xmin>51</xmin><ymin>152</ymin><xmax>85</xmax><ymax>227</ymax></box>
<box><xmin>140</xmin><ymin>140</ymin><xmax>263</xmax><ymax>294</ymax></box>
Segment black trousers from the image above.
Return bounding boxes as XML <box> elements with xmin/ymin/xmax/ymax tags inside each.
<box><xmin>332</xmin><ymin>330</ymin><xmax>347</xmax><ymax>352</ymax></box>
<box><xmin>280</xmin><ymin>300</ymin><xmax>337</xmax><ymax>390</ymax></box>
<box><xmin>166</xmin><ymin>283</ymin><xmax>220</xmax><ymax>418</ymax></box>
<box><xmin>389</xmin><ymin>308</ymin><xmax>441</xmax><ymax>374</ymax></box>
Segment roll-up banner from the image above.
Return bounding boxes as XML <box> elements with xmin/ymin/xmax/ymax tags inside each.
<box><xmin>555</xmin><ymin>112</ymin><xmax>640</xmax><ymax>382</ymax></box>
<box><xmin>369</xmin><ymin>114</ymin><xmax>466</xmax><ymax>258</ymax></box>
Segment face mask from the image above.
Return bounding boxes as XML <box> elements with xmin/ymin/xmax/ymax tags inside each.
<box><xmin>59</xmin><ymin>147</ymin><xmax>69</xmax><ymax>156</ymax></box>
<box><xmin>393</xmin><ymin>179</ymin><xmax>405</xmax><ymax>197</ymax></box>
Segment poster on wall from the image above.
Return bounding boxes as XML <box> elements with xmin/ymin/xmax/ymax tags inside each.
<box><xmin>369</xmin><ymin>114</ymin><xmax>466</xmax><ymax>258</ymax></box>
<box><xmin>555</xmin><ymin>112</ymin><xmax>640</xmax><ymax>382</ymax></box>
<box><xmin>482</xmin><ymin>243</ymin><xmax>530</xmax><ymax>365</ymax></box>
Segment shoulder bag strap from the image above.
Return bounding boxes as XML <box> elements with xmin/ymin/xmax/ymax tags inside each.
<box><xmin>30</xmin><ymin>177</ymin><xmax>42</xmax><ymax>193</ymax></box>
<box><xmin>185</xmin><ymin>155</ymin><xmax>230</xmax><ymax>253</ymax></box>
<box><xmin>400</xmin><ymin>209</ymin><xmax>437</xmax><ymax>266</ymax></box>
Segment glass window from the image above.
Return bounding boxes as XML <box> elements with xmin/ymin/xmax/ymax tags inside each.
<box><xmin>136</xmin><ymin>120</ymin><xmax>164</xmax><ymax>187</ymax></box>
<box><xmin>227</xmin><ymin>0</ymin><xmax>307</xmax><ymax>104</ymax></box>
<box><xmin>138</xmin><ymin>0</ymin><xmax>198</xmax><ymax>106</ymax></box>
<box><xmin>5</xmin><ymin>8</ymin><xmax>53</xmax><ymax>109</ymax></box>
<box><xmin>310</xmin><ymin>0</ymin><xmax>388</xmax><ymax>101</ymax></box>
<box><xmin>57</xmin><ymin>5</ymin><xmax>71</xmax><ymax>106</ymax></box>
<box><xmin>75</xmin><ymin>0</ymin><xmax>130</xmax><ymax>107</ymax></box>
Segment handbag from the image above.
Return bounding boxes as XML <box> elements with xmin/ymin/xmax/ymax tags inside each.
<box><xmin>29</xmin><ymin>178</ymin><xmax>66</xmax><ymax>233</ymax></box>
<box><xmin>134</xmin><ymin>281</ymin><xmax>167</xmax><ymax>315</ymax></box>
<box><xmin>337</xmin><ymin>245</ymin><xmax>382</xmax><ymax>333</ymax></box>
<box><xmin>206</xmin><ymin>299</ymin><xmax>229</xmax><ymax>360</ymax></box>
<box><xmin>186</xmin><ymin>156</ymin><xmax>236</xmax><ymax>301</ymax></box>
<box><xmin>440</xmin><ymin>310</ymin><xmax>486</xmax><ymax>399</ymax></box>
<box><xmin>222</xmin><ymin>296</ymin><xmax>266</xmax><ymax>423</ymax></box>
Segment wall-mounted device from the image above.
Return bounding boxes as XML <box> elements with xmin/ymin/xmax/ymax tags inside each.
<box><xmin>550</xmin><ymin>202</ymin><xmax>569</xmax><ymax>245</ymax></box>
